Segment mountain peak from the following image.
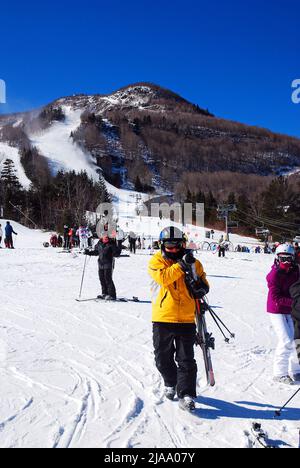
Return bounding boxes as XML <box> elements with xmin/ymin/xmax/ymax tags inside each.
<box><xmin>102</xmin><ymin>82</ymin><xmax>210</xmax><ymax>114</ymax></box>
<box><xmin>53</xmin><ymin>82</ymin><xmax>211</xmax><ymax>116</ymax></box>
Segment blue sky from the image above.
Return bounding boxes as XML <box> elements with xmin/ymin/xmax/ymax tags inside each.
<box><xmin>0</xmin><ymin>0</ymin><xmax>299</xmax><ymax>137</ymax></box>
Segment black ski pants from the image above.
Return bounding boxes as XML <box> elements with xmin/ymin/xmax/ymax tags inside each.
<box><xmin>98</xmin><ymin>268</ymin><xmax>116</xmax><ymax>299</ymax></box>
<box><xmin>6</xmin><ymin>236</ymin><xmax>14</xmax><ymax>249</ymax></box>
<box><xmin>130</xmin><ymin>239</ymin><xmax>136</xmax><ymax>254</ymax></box>
<box><xmin>64</xmin><ymin>235</ymin><xmax>70</xmax><ymax>250</ymax></box>
<box><xmin>153</xmin><ymin>322</ymin><xmax>197</xmax><ymax>399</ymax></box>
<box><xmin>219</xmin><ymin>247</ymin><xmax>225</xmax><ymax>258</ymax></box>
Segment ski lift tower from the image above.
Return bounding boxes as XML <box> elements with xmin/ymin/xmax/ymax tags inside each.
<box><xmin>217</xmin><ymin>204</ymin><xmax>237</xmax><ymax>241</ymax></box>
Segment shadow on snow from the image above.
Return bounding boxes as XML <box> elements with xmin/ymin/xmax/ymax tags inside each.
<box><xmin>195</xmin><ymin>397</ymin><xmax>300</xmax><ymax>422</ymax></box>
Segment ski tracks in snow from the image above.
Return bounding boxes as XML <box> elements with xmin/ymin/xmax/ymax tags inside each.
<box><xmin>0</xmin><ymin>248</ymin><xmax>299</xmax><ymax>447</ymax></box>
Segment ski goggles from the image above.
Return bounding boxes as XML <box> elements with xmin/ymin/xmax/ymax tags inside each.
<box><xmin>278</xmin><ymin>255</ymin><xmax>294</xmax><ymax>263</ymax></box>
<box><xmin>163</xmin><ymin>241</ymin><xmax>184</xmax><ymax>250</ymax></box>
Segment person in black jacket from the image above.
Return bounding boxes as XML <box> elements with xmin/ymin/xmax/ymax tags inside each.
<box><xmin>85</xmin><ymin>235</ymin><xmax>121</xmax><ymax>301</ymax></box>
<box><xmin>290</xmin><ymin>279</ymin><xmax>300</xmax><ymax>378</ymax></box>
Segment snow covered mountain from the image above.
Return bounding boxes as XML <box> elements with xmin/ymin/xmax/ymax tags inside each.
<box><xmin>1</xmin><ymin>82</ymin><xmax>300</xmax><ymax>198</ymax></box>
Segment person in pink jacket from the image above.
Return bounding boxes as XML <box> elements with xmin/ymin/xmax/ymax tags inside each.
<box><xmin>266</xmin><ymin>243</ymin><xmax>300</xmax><ymax>384</ymax></box>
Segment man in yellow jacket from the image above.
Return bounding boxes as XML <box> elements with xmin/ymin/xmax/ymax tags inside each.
<box><xmin>148</xmin><ymin>227</ymin><xmax>209</xmax><ymax>412</ymax></box>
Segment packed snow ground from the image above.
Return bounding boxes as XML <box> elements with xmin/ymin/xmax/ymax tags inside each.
<box><xmin>0</xmin><ymin>221</ymin><xmax>299</xmax><ymax>449</ymax></box>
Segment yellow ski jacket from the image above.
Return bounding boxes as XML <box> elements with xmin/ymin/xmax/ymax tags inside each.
<box><xmin>148</xmin><ymin>251</ymin><xmax>209</xmax><ymax>323</ymax></box>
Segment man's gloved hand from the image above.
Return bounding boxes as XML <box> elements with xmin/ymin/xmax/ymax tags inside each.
<box><xmin>191</xmin><ymin>280</ymin><xmax>209</xmax><ymax>299</ymax></box>
<box><xmin>178</xmin><ymin>252</ymin><xmax>196</xmax><ymax>272</ymax></box>
<box><xmin>184</xmin><ymin>272</ymin><xmax>210</xmax><ymax>300</ymax></box>
<box><xmin>84</xmin><ymin>248</ymin><xmax>91</xmax><ymax>255</ymax></box>
<box><xmin>183</xmin><ymin>252</ymin><xmax>196</xmax><ymax>265</ymax></box>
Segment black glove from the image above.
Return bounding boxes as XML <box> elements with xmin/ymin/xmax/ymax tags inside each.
<box><xmin>190</xmin><ymin>280</ymin><xmax>209</xmax><ymax>299</ymax></box>
<box><xmin>184</xmin><ymin>271</ymin><xmax>209</xmax><ymax>300</ymax></box>
<box><xmin>84</xmin><ymin>248</ymin><xmax>91</xmax><ymax>255</ymax></box>
<box><xmin>178</xmin><ymin>252</ymin><xmax>196</xmax><ymax>273</ymax></box>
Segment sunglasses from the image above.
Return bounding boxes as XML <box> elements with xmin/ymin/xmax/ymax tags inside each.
<box><xmin>164</xmin><ymin>241</ymin><xmax>184</xmax><ymax>251</ymax></box>
<box><xmin>278</xmin><ymin>255</ymin><xmax>294</xmax><ymax>263</ymax></box>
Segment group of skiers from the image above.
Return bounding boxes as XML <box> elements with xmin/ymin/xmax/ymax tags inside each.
<box><xmin>150</xmin><ymin>232</ymin><xmax>300</xmax><ymax>411</ymax></box>
<box><xmin>0</xmin><ymin>221</ymin><xmax>18</xmax><ymax>249</ymax></box>
<box><xmin>82</xmin><ymin>225</ymin><xmax>208</xmax><ymax>411</ymax></box>
<box><xmin>2</xmin><ymin>215</ymin><xmax>300</xmax><ymax>413</ymax></box>
<box><xmin>62</xmin><ymin>225</ymin><xmax>94</xmax><ymax>251</ymax></box>
<box><xmin>84</xmin><ymin>225</ymin><xmax>300</xmax><ymax>413</ymax></box>
<box><xmin>48</xmin><ymin>226</ymin><xmax>93</xmax><ymax>250</ymax></box>
<box><xmin>5</xmin><ymin>214</ymin><xmax>299</xmax><ymax>412</ymax></box>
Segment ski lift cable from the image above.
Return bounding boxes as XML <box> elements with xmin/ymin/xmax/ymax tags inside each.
<box><xmin>235</xmin><ymin>215</ymin><xmax>294</xmax><ymax>241</ymax></box>
<box><xmin>236</xmin><ymin>214</ymin><xmax>296</xmax><ymax>235</ymax></box>
<box><xmin>235</xmin><ymin>213</ymin><xmax>296</xmax><ymax>238</ymax></box>
<box><xmin>238</xmin><ymin>210</ymin><xmax>300</xmax><ymax>228</ymax></box>
<box><xmin>236</xmin><ymin>208</ymin><xmax>299</xmax><ymax>228</ymax></box>
<box><xmin>236</xmin><ymin>208</ymin><xmax>300</xmax><ymax>232</ymax></box>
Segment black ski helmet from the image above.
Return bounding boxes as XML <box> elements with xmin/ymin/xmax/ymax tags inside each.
<box><xmin>159</xmin><ymin>226</ymin><xmax>187</xmax><ymax>260</ymax></box>
<box><xmin>159</xmin><ymin>226</ymin><xmax>186</xmax><ymax>244</ymax></box>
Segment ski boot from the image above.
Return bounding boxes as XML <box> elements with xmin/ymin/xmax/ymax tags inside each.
<box><xmin>97</xmin><ymin>294</ymin><xmax>106</xmax><ymax>300</ymax></box>
<box><xmin>292</xmin><ymin>374</ymin><xmax>300</xmax><ymax>383</ymax></box>
<box><xmin>105</xmin><ymin>295</ymin><xmax>117</xmax><ymax>301</ymax></box>
<box><xmin>164</xmin><ymin>386</ymin><xmax>176</xmax><ymax>401</ymax></box>
<box><xmin>273</xmin><ymin>375</ymin><xmax>295</xmax><ymax>385</ymax></box>
<box><xmin>178</xmin><ymin>396</ymin><xmax>196</xmax><ymax>412</ymax></box>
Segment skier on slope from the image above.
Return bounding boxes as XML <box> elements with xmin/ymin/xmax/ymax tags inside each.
<box><xmin>218</xmin><ymin>235</ymin><xmax>226</xmax><ymax>258</ymax></box>
<box><xmin>148</xmin><ymin>226</ymin><xmax>209</xmax><ymax>412</ymax></box>
<box><xmin>76</xmin><ymin>225</ymin><xmax>89</xmax><ymax>251</ymax></box>
<box><xmin>129</xmin><ymin>231</ymin><xmax>137</xmax><ymax>254</ymax></box>
<box><xmin>63</xmin><ymin>225</ymin><xmax>70</xmax><ymax>250</ymax></box>
<box><xmin>266</xmin><ymin>244</ymin><xmax>300</xmax><ymax>384</ymax></box>
<box><xmin>84</xmin><ymin>234</ymin><xmax>121</xmax><ymax>301</ymax></box>
<box><xmin>116</xmin><ymin>227</ymin><xmax>125</xmax><ymax>251</ymax></box>
<box><xmin>5</xmin><ymin>221</ymin><xmax>18</xmax><ymax>249</ymax></box>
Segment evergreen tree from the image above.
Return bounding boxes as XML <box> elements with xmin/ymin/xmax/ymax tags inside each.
<box><xmin>1</xmin><ymin>159</ymin><xmax>22</xmax><ymax>190</ymax></box>
<box><xmin>0</xmin><ymin>159</ymin><xmax>23</xmax><ymax>218</ymax></box>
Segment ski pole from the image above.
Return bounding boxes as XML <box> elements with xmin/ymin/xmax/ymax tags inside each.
<box><xmin>78</xmin><ymin>254</ymin><xmax>88</xmax><ymax>300</ymax></box>
<box><xmin>275</xmin><ymin>387</ymin><xmax>300</xmax><ymax>417</ymax></box>
<box><xmin>208</xmin><ymin>309</ymin><xmax>231</xmax><ymax>343</ymax></box>
<box><xmin>208</xmin><ymin>306</ymin><xmax>236</xmax><ymax>339</ymax></box>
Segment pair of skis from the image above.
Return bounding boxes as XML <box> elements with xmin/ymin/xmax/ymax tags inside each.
<box><xmin>195</xmin><ymin>299</ymin><xmax>216</xmax><ymax>387</ymax></box>
<box><xmin>76</xmin><ymin>296</ymin><xmax>140</xmax><ymax>303</ymax></box>
<box><xmin>195</xmin><ymin>298</ymin><xmax>235</xmax><ymax>387</ymax></box>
